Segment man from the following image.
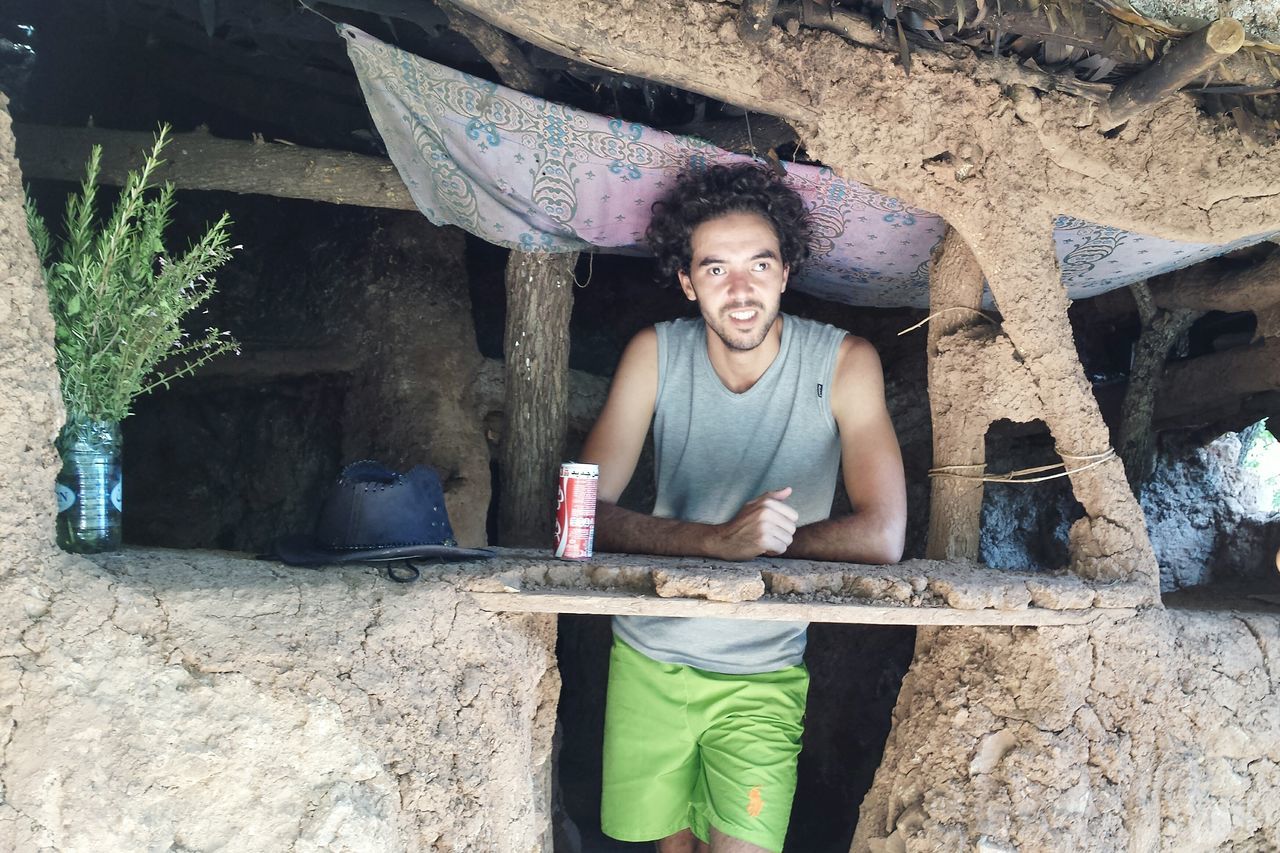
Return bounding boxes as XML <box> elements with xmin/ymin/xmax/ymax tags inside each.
<box><xmin>580</xmin><ymin>164</ymin><xmax>907</xmax><ymax>853</ymax></box>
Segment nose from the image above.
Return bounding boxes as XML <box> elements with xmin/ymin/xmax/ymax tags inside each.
<box><xmin>725</xmin><ymin>267</ymin><xmax>752</xmax><ymax>297</ymax></box>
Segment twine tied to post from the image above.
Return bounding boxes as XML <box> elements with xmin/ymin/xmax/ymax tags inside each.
<box><xmin>929</xmin><ymin>449</ymin><xmax>1118</xmax><ymax>484</ymax></box>
<box><xmin>898</xmin><ymin>306</ymin><xmax>1000</xmax><ymax>336</ymax></box>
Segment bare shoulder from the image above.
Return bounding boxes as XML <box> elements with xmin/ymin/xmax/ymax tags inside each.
<box><xmin>834</xmin><ymin>333</ymin><xmax>885</xmax><ymax>384</ymax></box>
<box><xmin>612</xmin><ymin>326</ymin><xmax>659</xmax><ymax>386</ymax></box>
<box><xmin>622</xmin><ymin>325</ymin><xmax>658</xmax><ymax>361</ymax></box>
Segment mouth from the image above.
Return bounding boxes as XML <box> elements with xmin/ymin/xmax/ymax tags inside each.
<box><xmin>726</xmin><ymin>306</ymin><xmax>761</xmax><ymax>325</ymax></box>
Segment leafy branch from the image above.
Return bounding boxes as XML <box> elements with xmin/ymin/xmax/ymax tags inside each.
<box><xmin>25</xmin><ymin>124</ymin><xmax>239</xmax><ymax>422</ymax></box>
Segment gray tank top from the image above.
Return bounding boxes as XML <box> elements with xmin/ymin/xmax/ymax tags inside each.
<box><xmin>613</xmin><ymin>314</ymin><xmax>847</xmax><ymax>673</ymax></box>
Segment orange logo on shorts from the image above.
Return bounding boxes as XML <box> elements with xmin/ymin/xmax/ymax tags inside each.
<box><xmin>746</xmin><ymin>786</ymin><xmax>764</xmax><ymax>818</ymax></box>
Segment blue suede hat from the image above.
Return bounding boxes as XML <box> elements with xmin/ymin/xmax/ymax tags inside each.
<box><xmin>273</xmin><ymin>460</ymin><xmax>493</xmax><ymax>565</ymax></box>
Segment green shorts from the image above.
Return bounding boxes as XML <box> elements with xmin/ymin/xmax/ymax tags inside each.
<box><xmin>600</xmin><ymin>636</ymin><xmax>809</xmax><ymax>853</ymax></box>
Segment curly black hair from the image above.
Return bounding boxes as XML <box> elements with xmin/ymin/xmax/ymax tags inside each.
<box><xmin>644</xmin><ymin>163</ymin><xmax>813</xmax><ymax>283</ymax></box>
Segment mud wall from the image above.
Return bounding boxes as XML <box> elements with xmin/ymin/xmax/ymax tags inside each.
<box><xmin>4</xmin><ymin>552</ymin><xmax>558</xmax><ymax>852</ymax></box>
<box><xmin>1</xmin><ymin>96</ymin><xmax>559</xmax><ymax>852</ymax></box>
<box><xmin>854</xmin><ymin>609</ymin><xmax>1280</xmax><ymax>852</ymax></box>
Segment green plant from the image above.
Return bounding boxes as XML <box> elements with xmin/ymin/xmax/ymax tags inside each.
<box><xmin>25</xmin><ymin>124</ymin><xmax>238</xmax><ymax>422</ymax></box>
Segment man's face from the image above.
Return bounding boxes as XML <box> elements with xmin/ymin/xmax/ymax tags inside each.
<box><xmin>677</xmin><ymin>211</ymin><xmax>789</xmax><ymax>353</ymax></box>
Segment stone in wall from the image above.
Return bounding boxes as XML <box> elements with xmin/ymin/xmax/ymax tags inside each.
<box><xmin>853</xmin><ymin>608</ymin><xmax>1280</xmax><ymax>851</ymax></box>
<box><xmin>1143</xmin><ymin>431</ymin><xmax>1280</xmax><ymax>590</ymax></box>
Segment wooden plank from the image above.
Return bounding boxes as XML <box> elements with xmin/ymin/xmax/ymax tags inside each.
<box><xmin>471</xmin><ymin>589</ymin><xmax>1135</xmax><ymax>625</ymax></box>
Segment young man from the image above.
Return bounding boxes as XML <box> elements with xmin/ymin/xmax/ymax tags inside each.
<box><xmin>580</xmin><ymin>164</ymin><xmax>907</xmax><ymax>853</ymax></box>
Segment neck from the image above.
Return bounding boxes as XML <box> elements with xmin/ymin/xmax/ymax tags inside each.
<box><xmin>705</xmin><ymin>314</ymin><xmax>784</xmax><ymax>393</ymax></box>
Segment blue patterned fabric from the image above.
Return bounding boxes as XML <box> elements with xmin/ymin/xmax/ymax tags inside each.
<box><xmin>343</xmin><ymin>25</ymin><xmax>1277</xmax><ymax>308</ymax></box>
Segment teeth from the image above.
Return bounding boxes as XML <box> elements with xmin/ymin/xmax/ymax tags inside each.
<box><xmin>729</xmin><ymin>310</ymin><xmax>756</xmax><ymax>320</ymax></box>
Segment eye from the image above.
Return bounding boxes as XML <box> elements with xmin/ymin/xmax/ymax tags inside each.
<box><xmin>753</xmin><ymin>260</ymin><xmax>770</xmax><ymax>271</ymax></box>
<box><xmin>707</xmin><ymin>265</ymin><xmax>725</xmax><ymax>276</ymax></box>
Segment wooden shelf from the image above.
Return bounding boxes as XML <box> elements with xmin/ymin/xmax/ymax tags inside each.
<box><xmin>470</xmin><ymin>588</ymin><xmax>1133</xmax><ymax>626</ymax></box>
<box><xmin>453</xmin><ymin>549</ymin><xmax>1155</xmax><ymax>625</ymax></box>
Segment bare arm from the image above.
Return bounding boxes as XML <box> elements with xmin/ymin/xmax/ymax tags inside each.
<box><xmin>786</xmin><ymin>336</ymin><xmax>907</xmax><ymax>564</ymax></box>
<box><xmin>580</xmin><ymin>329</ymin><xmax>799</xmax><ymax>560</ymax></box>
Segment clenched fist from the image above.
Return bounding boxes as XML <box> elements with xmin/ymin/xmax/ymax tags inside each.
<box><xmin>708</xmin><ymin>487</ymin><xmax>799</xmax><ymax>560</ymax></box>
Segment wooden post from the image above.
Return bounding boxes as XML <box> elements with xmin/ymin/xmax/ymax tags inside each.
<box><xmin>925</xmin><ymin>228</ymin><xmax>988</xmax><ymax>561</ymax></box>
<box><xmin>1099</xmin><ymin>18</ymin><xmax>1245</xmax><ymax>130</ymax></box>
<box><xmin>1116</xmin><ymin>281</ymin><xmax>1197</xmax><ymax>490</ymax></box>
<box><xmin>498</xmin><ymin>252</ymin><xmax>578</xmax><ymax>546</ymax></box>
<box><xmin>441</xmin><ymin>4</ymin><xmax>579</xmax><ymax>549</ymax></box>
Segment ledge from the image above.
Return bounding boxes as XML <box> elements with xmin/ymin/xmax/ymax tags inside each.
<box><xmin>452</xmin><ymin>550</ymin><xmax>1153</xmax><ymax>626</ymax></box>
<box><xmin>75</xmin><ymin>548</ymin><xmax>1152</xmax><ymax>626</ymax></box>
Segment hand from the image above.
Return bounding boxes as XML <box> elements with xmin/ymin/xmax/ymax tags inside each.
<box><xmin>708</xmin><ymin>487</ymin><xmax>799</xmax><ymax>560</ymax></box>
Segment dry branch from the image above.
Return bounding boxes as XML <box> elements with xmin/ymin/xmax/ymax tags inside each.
<box><xmin>1098</xmin><ymin>18</ymin><xmax>1246</xmax><ymax>130</ymax></box>
<box><xmin>15</xmin><ymin>124</ymin><xmax>414</xmax><ymax>210</ymax></box>
<box><xmin>438</xmin><ymin>5</ymin><xmax>576</xmax><ymax>548</ymax></box>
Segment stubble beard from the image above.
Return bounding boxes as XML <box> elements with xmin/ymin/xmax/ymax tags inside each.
<box><xmin>704</xmin><ymin>301</ymin><xmax>780</xmax><ymax>352</ymax></box>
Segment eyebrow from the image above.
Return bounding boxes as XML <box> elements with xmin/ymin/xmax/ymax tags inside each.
<box><xmin>696</xmin><ymin>249</ymin><xmax>780</xmax><ymax>267</ymax></box>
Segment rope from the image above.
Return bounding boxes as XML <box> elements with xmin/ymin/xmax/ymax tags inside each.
<box><xmin>572</xmin><ymin>251</ymin><xmax>595</xmax><ymax>289</ymax></box>
<box><xmin>898</xmin><ymin>306</ymin><xmax>999</xmax><ymax>336</ymax></box>
<box><xmin>929</xmin><ymin>449</ymin><xmax>1118</xmax><ymax>484</ymax></box>
<box><xmin>297</xmin><ymin>0</ymin><xmax>343</xmax><ymax>30</ymax></box>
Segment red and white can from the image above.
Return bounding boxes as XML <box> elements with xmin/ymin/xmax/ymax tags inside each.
<box><xmin>555</xmin><ymin>462</ymin><xmax>598</xmax><ymax>560</ymax></box>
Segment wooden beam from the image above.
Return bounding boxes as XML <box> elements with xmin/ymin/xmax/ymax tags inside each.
<box><xmin>451</xmin><ymin>0</ymin><xmax>1279</xmax><ymax>247</ymax></box>
<box><xmin>15</xmin><ymin>124</ymin><xmax>414</xmax><ymax>210</ymax></box>
<box><xmin>971</xmin><ymin>229</ymin><xmax>1160</xmax><ymax>589</ymax></box>
<box><xmin>439</xmin><ymin>2</ymin><xmax>550</xmax><ymax>95</ymax></box>
<box><xmin>1156</xmin><ymin>338</ymin><xmax>1280</xmax><ymax>425</ymax></box>
<box><xmin>1152</xmin><ymin>249</ymin><xmax>1280</xmax><ymax>334</ymax></box>
<box><xmin>1098</xmin><ymin>18</ymin><xmax>1246</xmax><ymax>130</ymax></box>
<box><xmin>673</xmin><ymin>114</ymin><xmax>798</xmax><ymax>156</ymax></box>
<box><xmin>925</xmin><ymin>228</ymin><xmax>988</xmax><ymax>561</ymax></box>
<box><xmin>471</xmin><ymin>588</ymin><xmax>1135</xmax><ymax>625</ymax></box>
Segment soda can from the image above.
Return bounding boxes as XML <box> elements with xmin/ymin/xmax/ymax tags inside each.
<box><xmin>555</xmin><ymin>462</ymin><xmax>599</xmax><ymax>560</ymax></box>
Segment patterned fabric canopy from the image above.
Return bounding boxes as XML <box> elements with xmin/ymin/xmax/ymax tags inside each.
<box><xmin>343</xmin><ymin>25</ymin><xmax>1276</xmax><ymax>309</ymax></box>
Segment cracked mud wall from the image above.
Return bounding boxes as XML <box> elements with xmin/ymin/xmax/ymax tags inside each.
<box><xmin>2</xmin><ymin>97</ymin><xmax>558</xmax><ymax>851</ymax></box>
<box><xmin>853</xmin><ymin>610</ymin><xmax>1280</xmax><ymax>852</ymax></box>
<box><xmin>4</xmin><ymin>553</ymin><xmax>558</xmax><ymax>852</ymax></box>
<box><xmin>0</xmin><ymin>92</ymin><xmax>61</xmax><ymax>563</ymax></box>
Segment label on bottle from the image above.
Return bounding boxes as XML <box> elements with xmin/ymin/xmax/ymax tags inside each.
<box><xmin>56</xmin><ymin>483</ymin><xmax>77</xmax><ymax>513</ymax></box>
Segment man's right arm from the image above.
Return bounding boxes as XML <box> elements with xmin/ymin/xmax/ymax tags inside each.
<box><xmin>580</xmin><ymin>328</ymin><xmax>798</xmax><ymax>560</ymax></box>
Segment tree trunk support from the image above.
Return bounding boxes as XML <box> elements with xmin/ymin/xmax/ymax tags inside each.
<box><xmin>925</xmin><ymin>228</ymin><xmax>988</xmax><ymax>561</ymax></box>
<box><xmin>1116</xmin><ymin>281</ymin><xmax>1197</xmax><ymax>490</ymax></box>
<box><xmin>497</xmin><ymin>252</ymin><xmax>578</xmax><ymax>547</ymax></box>
<box><xmin>971</xmin><ymin>228</ymin><xmax>1159</xmax><ymax>591</ymax></box>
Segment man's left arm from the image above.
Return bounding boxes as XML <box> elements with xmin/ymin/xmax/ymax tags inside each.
<box><xmin>786</xmin><ymin>335</ymin><xmax>907</xmax><ymax>564</ymax></box>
